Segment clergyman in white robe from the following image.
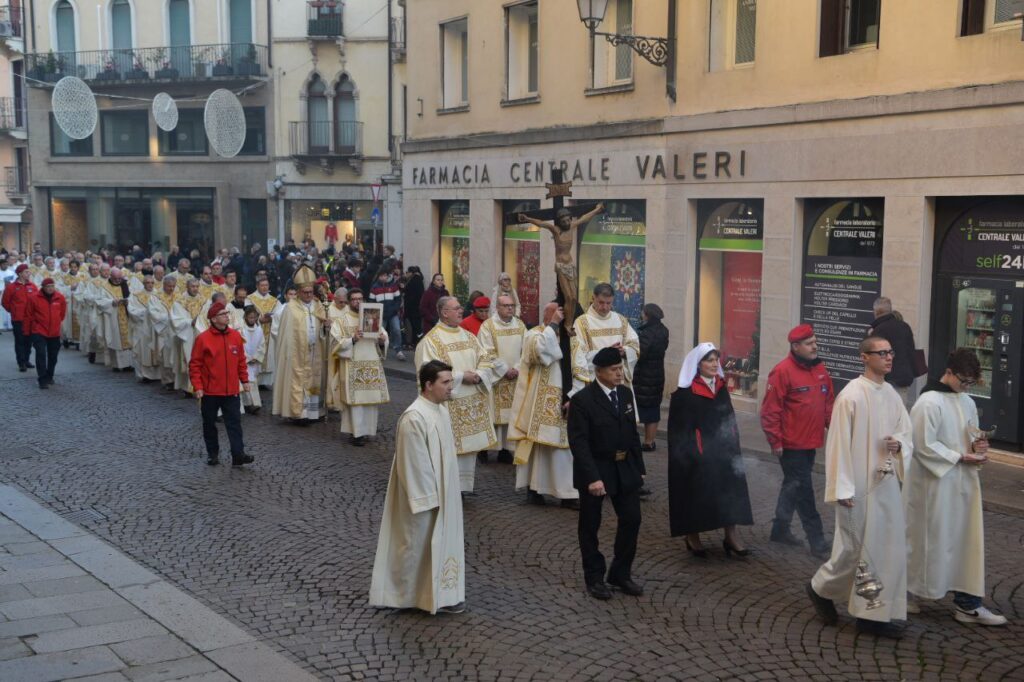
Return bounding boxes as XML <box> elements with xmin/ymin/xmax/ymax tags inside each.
<box><xmin>240</xmin><ymin>321</ymin><xmax>265</xmax><ymax>410</ymax></box>
<box><xmin>810</xmin><ymin>375</ymin><xmax>913</xmax><ymax>624</ymax></box>
<box><xmin>369</xmin><ymin>393</ymin><xmax>465</xmax><ymax>614</ymax></box>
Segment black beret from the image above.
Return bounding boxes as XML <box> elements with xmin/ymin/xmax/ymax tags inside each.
<box><xmin>593</xmin><ymin>347</ymin><xmax>622</xmax><ymax>368</ymax></box>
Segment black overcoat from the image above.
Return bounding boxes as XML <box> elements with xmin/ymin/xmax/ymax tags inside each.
<box><xmin>568</xmin><ymin>382</ymin><xmax>646</xmax><ymax>496</ymax></box>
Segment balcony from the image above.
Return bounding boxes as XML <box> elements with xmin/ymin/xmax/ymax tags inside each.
<box><xmin>0</xmin><ymin>97</ymin><xmax>25</xmax><ymax>131</ymax></box>
<box><xmin>0</xmin><ymin>5</ymin><xmax>24</xmax><ymax>41</ymax></box>
<box><xmin>26</xmin><ymin>43</ymin><xmax>268</xmax><ymax>87</ymax></box>
<box><xmin>289</xmin><ymin>120</ymin><xmax>363</xmax><ymax>174</ymax></box>
<box><xmin>390</xmin><ymin>17</ymin><xmax>405</xmax><ymax>62</ymax></box>
<box><xmin>307</xmin><ymin>1</ymin><xmax>343</xmax><ymax>38</ymax></box>
<box><xmin>5</xmin><ymin>166</ymin><xmax>29</xmax><ymax>197</ymax></box>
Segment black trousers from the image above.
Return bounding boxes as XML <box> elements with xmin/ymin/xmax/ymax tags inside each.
<box><xmin>578</xmin><ymin>488</ymin><xmax>642</xmax><ymax>585</ymax></box>
<box><xmin>772</xmin><ymin>449</ymin><xmax>825</xmax><ymax>544</ymax></box>
<box><xmin>13</xmin><ymin>320</ymin><xmax>32</xmax><ymax>367</ymax></box>
<box><xmin>200</xmin><ymin>395</ymin><xmax>245</xmax><ymax>458</ymax></box>
<box><xmin>30</xmin><ymin>335</ymin><xmax>61</xmax><ymax>384</ymax></box>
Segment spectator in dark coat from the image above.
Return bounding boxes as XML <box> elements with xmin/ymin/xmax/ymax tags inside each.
<box><xmin>403</xmin><ymin>267</ymin><xmax>425</xmax><ymax>344</ymax></box>
<box><xmin>419</xmin><ymin>273</ymin><xmax>448</xmax><ymax>335</ymax></box>
<box><xmin>634</xmin><ymin>303</ymin><xmax>669</xmax><ymax>451</ymax></box>
<box><xmin>867</xmin><ymin>296</ymin><xmax>918</xmax><ymax>409</ymax></box>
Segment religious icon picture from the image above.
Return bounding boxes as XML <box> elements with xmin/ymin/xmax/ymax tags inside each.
<box><xmin>359</xmin><ymin>303</ymin><xmax>383</xmax><ymax>338</ymax></box>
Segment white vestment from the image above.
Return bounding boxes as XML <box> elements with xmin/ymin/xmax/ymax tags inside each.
<box><xmin>570</xmin><ymin>306</ymin><xmax>640</xmax><ymax>399</ymax></box>
<box><xmin>326</xmin><ymin>304</ymin><xmax>350</xmax><ymax>412</ymax></box>
<box><xmin>79</xmin><ymin>279</ymin><xmax>107</xmax><ymax>359</ymax></box>
<box><xmin>509</xmin><ymin>325</ymin><xmax>578</xmax><ymax>499</ymax></box>
<box><xmin>330</xmin><ymin>309</ymin><xmax>390</xmax><ymax>438</ymax></box>
<box><xmin>94</xmin><ymin>280</ymin><xmax>134</xmax><ymax>369</ymax></box>
<box><xmin>247</xmin><ymin>292</ymin><xmax>282</xmax><ymax>387</ymax></box>
<box><xmin>176</xmin><ymin>294</ymin><xmax>207</xmax><ymax>392</ymax></box>
<box><xmin>905</xmin><ymin>388</ymin><xmax>985</xmax><ymax>600</ymax></box>
<box><xmin>148</xmin><ymin>291</ymin><xmax>189</xmax><ymax>389</ymax></box>
<box><xmin>0</xmin><ymin>267</ymin><xmax>14</xmax><ymax>330</ymax></box>
<box><xmin>477</xmin><ymin>316</ymin><xmax>526</xmax><ymax>451</ymax></box>
<box><xmin>414</xmin><ymin>323</ymin><xmax>501</xmax><ymax>492</ymax></box>
<box><xmin>240</xmin><ymin>323</ymin><xmax>265</xmax><ymax>409</ymax></box>
<box><xmin>369</xmin><ymin>396</ymin><xmax>465</xmax><ymax>614</ymax></box>
<box><xmin>811</xmin><ymin>376</ymin><xmax>913</xmax><ymax>623</ymax></box>
<box><xmin>127</xmin><ymin>290</ymin><xmax>161</xmax><ymax>381</ymax></box>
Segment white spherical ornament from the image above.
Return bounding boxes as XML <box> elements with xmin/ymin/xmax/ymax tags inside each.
<box><xmin>204</xmin><ymin>88</ymin><xmax>247</xmax><ymax>158</ymax></box>
<box><xmin>51</xmin><ymin>77</ymin><xmax>98</xmax><ymax>140</ymax></box>
<box><xmin>152</xmin><ymin>92</ymin><xmax>179</xmax><ymax>132</ymax></box>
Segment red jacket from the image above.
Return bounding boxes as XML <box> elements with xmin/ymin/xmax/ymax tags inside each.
<box><xmin>24</xmin><ymin>290</ymin><xmax>67</xmax><ymax>338</ymax></box>
<box><xmin>188</xmin><ymin>326</ymin><xmax>249</xmax><ymax>396</ymax></box>
<box><xmin>760</xmin><ymin>354</ymin><xmax>835</xmax><ymax>451</ymax></box>
<box><xmin>459</xmin><ymin>314</ymin><xmax>484</xmax><ymax>336</ymax></box>
<box><xmin>1</xmin><ymin>280</ymin><xmax>38</xmax><ymax>322</ymax></box>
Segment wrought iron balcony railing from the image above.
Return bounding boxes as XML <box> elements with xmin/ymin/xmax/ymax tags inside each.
<box><xmin>0</xmin><ymin>97</ymin><xmax>25</xmax><ymax>130</ymax></box>
<box><xmin>390</xmin><ymin>17</ymin><xmax>405</xmax><ymax>60</ymax></box>
<box><xmin>0</xmin><ymin>5</ymin><xmax>24</xmax><ymax>39</ymax></box>
<box><xmin>26</xmin><ymin>43</ymin><xmax>268</xmax><ymax>86</ymax></box>
<box><xmin>5</xmin><ymin>165</ymin><xmax>29</xmax><ymax>195</ymax></box>
<box><xmin>290</xmin><ymin>120</ymin><xmax>363</xmax><ymax>157</ymax></box>
<box><xmin>307</xmin><ymin>1</ymin><xmax>343</xmax><ymax>37</ymax></box>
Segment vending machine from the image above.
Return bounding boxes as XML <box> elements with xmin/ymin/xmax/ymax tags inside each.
<box><xmin>943</xmin><ymin>277</ymin><xmax>1024</xmax><ymax>446</ymax></box>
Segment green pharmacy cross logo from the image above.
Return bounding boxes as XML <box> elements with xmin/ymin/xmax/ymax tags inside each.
<box><xmin>960</xmin><ymin>218</ymin><xmax>975</xmax><ymax>242</ymax></box>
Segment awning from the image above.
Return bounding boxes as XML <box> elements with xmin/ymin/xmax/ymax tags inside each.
<box><xmin>0</xmin><ymin>207</ymin><xmax>27</xmax><ymax>223</ymax></box>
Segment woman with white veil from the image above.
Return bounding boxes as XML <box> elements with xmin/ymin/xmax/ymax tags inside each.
<box><xmin>489</xmin><ymin>273</ymin><xmax>521</xmax><ymax>319</ymax></box>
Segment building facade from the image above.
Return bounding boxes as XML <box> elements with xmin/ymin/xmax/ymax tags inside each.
<box><xmin>402</xmin><ymin>0</ymin><xmax>1024</xmax><ymax>453</ymax></box>
<box><xmin>270</xmin><ymin>0</ymin><xmax>406</xmax><ymax>258</ymax></box>
<box><xmin>0</xmin><ymin>0</ymin><xmax>30</xmax><ymax>252</ymax></box>
<box><xmin>25</xmin><ymin>0</ymin><xmax>274</xmax><ymax>260</ymax></box>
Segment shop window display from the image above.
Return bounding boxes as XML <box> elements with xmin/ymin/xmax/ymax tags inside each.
<box><xmin>502</xmin><ymin>200</ymin><xmax>541</xmax><ymax>327</ymax></box>
<box><xmin>696</xmin><ymin>199</ymin><xmax>763</xmax><ymax>399</ymax></box>
<box><xmin>439</xmin><ymin>200</ymin><xmax>471</xmax><ymax>304</ymax></box>
<box><xmin>285</xmin><ymin>201</ymin><xmax>379</xmax><ymax>253</ymax></box>
<box><xmin>575</xmin><ymin>199</ymin><xmax>646</xmax><ymax>327</ymax></box>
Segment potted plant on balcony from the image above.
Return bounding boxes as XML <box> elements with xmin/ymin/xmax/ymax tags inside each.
<box><xmin>126</xmin><ymin>52</ymin><xmax>149</xmax><ymax>80</ymax></box>
<box><xmin>29</xmin><ymin>53</ymin><xmax>49</xmax><ymax>82</ymax></box>
<box><xmin>96</xmin><ymin>53</ymin><xmax>121</xmax><ymax>81</ymax></box>
<box><xmin>212</xmin><ymin>48</ymin><xmax>234</xmax><ymax>77</ymax></box>
<box><xmin>39</xmin><ymin>50</ymin><xmax>65</xmax><ymax>82</ymax></box>
<box><xmin>152</xmin><ymin>48</ymin><xmax>178</xmax><ymax>79</ymax></box>
<box><xmin>192</xmin><ymin>50</ymin><xmax>208</xmax><ymax>78</ymax></box>
<box><xmin>235</xmin><ymin>43</ymin><xmax>261</xmax><ymax>76</ymax></box>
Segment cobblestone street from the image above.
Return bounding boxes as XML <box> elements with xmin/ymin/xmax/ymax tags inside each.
<box><xmin>1</xmin><ymin>337</ymin><xmax>1022</xmax><ymax>681</ymax></box>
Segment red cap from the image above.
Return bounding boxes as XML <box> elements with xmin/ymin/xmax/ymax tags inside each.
<box><xmin>41</xmin><ymin>278</ymin><xmax>55</xmax><ymax>287</ymax></box>
<box><xmin>207</xmin><ymin>301</ymin><xmax>226</xmax><ymax>320</ymax></box>
<box><xmin>788</xmin><ymin>323</ymin><xmax>814</xmax><ymax>343</ymax></box>
<box><xmin>15</xmin><ymin>264</ymin><xmax>28</xmax><ymax>274</ymax></box>
<box><xmin>473</xmin><ymin>296</ymin><xmax>491</xmax><ymax>309</ymax></box>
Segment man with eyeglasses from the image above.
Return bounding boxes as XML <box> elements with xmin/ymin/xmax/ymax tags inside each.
<box><xmin>477</xmin><ymin>294</ymin><xmax>527</xmax><ymax>465</ymax></box>
<box><xmin>807</xmin><ymin>335</ymin><xmax>913</xmax><ymax>640</ymax></box>
<box><xmin>415</xmin><ymin>296</ymin><xmax>501</xmax><ymax>494</ymax></box>
<box><xmin>903</xmin><ymin>348</ymin><xmax>1008</xmax><ymax>627</ymax></box>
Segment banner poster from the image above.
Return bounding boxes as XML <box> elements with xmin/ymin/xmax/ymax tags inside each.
<box><xmin>502</xmin><ymin>200</ymin><xmax>541</xmax><ymax>326</ymax></box>
<box><xmin>939</xmin><ymin>198</ymin><xmax>1024</xmax><ymax>276</ymax></box>
<box><xmin>439</xmin><ymin>200</ymin><xmax>471</xmax><ymax>304</ymax></box>
<box><xmin>578</xmin><ymin>199</ymin><xmax>646</xmax><ymax>327</ymax></box>
<box><xmin>721</xmin><ymin>252</ymin><xmax>763</xmax><ymax>361</ymax></box>
<box><xmin>801</xmin><ymin>198</ymin><xmax>884</xmax><ymax>389</ymax></box>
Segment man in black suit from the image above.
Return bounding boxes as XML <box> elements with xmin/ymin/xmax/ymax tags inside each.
<box><xmin>568</xmin><ymin>346</ymin><xmax>645</xmax><ymax>600</ymax></box>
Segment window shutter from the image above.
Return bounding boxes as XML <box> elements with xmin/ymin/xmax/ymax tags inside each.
<box><xmin>961</xmin><ymin>0</ymin><xmax>984</xmax><ymax>36</ymax></box>
<box><xmin>819</xmin><ymin>0</ymin><xmax>843</xmax><ymax>57</ymax></box>
<box><xmin>734</xmin><ymin>0</ymin><xmax>757</xmax><ymax>64</ymax></box>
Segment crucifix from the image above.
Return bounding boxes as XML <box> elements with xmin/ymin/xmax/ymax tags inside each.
<box><xmin>506</xmin><ymin>169</ymin><xmax>604</xmax><ymax>337</ymax></box>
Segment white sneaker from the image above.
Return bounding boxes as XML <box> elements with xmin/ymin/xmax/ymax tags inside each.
<box><xmin>396</xmin><ymin>351</ymin><xmax>406</xmax><ymax>361</ymax></box>
<box><xmin>954</xmin><ymin>606</ymin><xmax>1008</xmax><ymax>626</ymax></box>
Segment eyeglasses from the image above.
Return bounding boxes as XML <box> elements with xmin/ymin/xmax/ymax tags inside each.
<box><xmin>955</xmin><ymin>375</ymin><xmax>978</xmax><ymax>387</ymax></box>
<box><xmin>864</xmin><ymin>350</ymin><xmax>896</xmax><ymax>358</ymax></box>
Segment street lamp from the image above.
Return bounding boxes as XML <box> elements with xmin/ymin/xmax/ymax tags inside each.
<box><xmin>577</xmin><ymin>0</ymin><xmax>672</xmax><ymax>67</ymax></box>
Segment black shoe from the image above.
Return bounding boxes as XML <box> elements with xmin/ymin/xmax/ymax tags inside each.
<box><xmin>641</xmin><ymin>442</ymin><xmax>656</xmax><ymax>452</ymax></box>
<box><xmin>25</xmin><ymin>362</ymin><xmax>34</xmax><ymax>369</ymax></box>
<box><xmin>809</xmin><ymin>542</ymin><xmax>831</xmax><ymax>559</ymax></box>
<box><xmin>685</xmin><ymin>537</ymin><xmax>709</xmax><ymax>558</ymax></box>
<box><xmin>586</xmin><ymin>582</ymin><xmax>612</xmax><ymax>600</ymax></box>
<box><xmin>87</xmin><ymin>353</ymin><xmax>96</xmax><ymax>364</ymax></box>
<box><xmin>350</xmin><ymin>435</ymin><xmax>367</xmax><ymax>446</ymax></box>
<box><xmin>637</xmin><ymin>486</ymin><xmax>653</xmax><ymax>497</ymax></box>
<box><xmin>496</xmin><ymin>449</ymin><xmax>514</xmax><ymax>464</ymax></box>
<box><xmin>461</xmin><ymin>491</ymin><xmax>478</xmax><ymax>498</ymax></box>
<box><xmin>207</xmin><ymin>454</ymin><xmax>220</xmax><ymax>466</ymax></box>
<box><xmin>18</xmin><ymin>365</ymin><xmax>26</xmax><ymax>372</ymax></box>
<box><xmin>477</xmin><ymin>451</ymin><xmax>489</xmax><ymax>464</ymax></box>
<box><xmin>526</xmin><ymin>490</ymin><xmax>546</xmax><ymax>506</ymax></box>
<box><xmin>806</xmin><ymin>583</ymin><xmax>838</xmax><ymax>626</ymax></box>
<box><xmin>770</xmin><ymin>527</ymin><xmax>804</xmax><ymax>547</ymax></box>
<box><xmin>231</xmin><ymin>454</ymin><xmax>254</xmax><ymax>466</ymax></box>
<box><xmin>560</xmin><ymin>499</ymin><xmax>581</xmax><ymax>511</ymax></box>
<box><xmin>607</xmin><ymin>577</ymin><xmax>643</xmax><ymax>597</ymax></box>
<box><xmin>38</xmin><ymin>382</ymin><xmax>49</xmax><ymax>389</ymax></box>
<box><xmin>856</xmin><ymin>618</ymin><xmax>904</xmax><ymax>639</ymax></box>
<box><xmin>723</xmin><ymin>539</ymin><xmax>752</xmax><ymax>559</ymax></box>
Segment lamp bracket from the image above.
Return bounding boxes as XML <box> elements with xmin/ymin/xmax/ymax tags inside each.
<box><xmin>594</xmin><ymin>31</ymin><xmax>671</xmax><ymax>67</ymax></box>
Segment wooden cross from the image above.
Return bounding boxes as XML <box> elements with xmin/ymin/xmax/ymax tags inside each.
<box><xmin>503</xmin><ymin>169</ymin><xmax>601</xmax><ymax>225</ymax></box>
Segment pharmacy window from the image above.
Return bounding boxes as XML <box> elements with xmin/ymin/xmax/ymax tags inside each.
<box><xmin>440</xmin><ymin>18</ymin><xmax>469</xmax><ymax>110</ymax></box>
<box><xmin>505</xmin><ymin>2</ymin><xmax>538</xmax><ymax>101</ymax></box>
<box><xmin>591</xmin><ymin>0</ymin><xmax>633</xmax><ymax>89</ymax></box>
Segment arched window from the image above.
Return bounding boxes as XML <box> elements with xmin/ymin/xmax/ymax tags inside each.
<box><xmin>228</xmin><ymin>0</ymin><xmax>252</xmax><ymax>63</ymax></box>
<box><xmin>334</xmin><ymin>76</ymin><xmax>356</xmax><ymax>152</ymax></box>
<box><xmin>55</xmin><ymin>0</ymin><xmax>76</xmax><ymax>53</ymax></box>
<box><xmin>307</xmin><ymin>74</ymin><xmax>329</xmax><ymax>153</ymax></box>
<box><xmin>110</xmin><ymin>0</ymin><xmax>132</xmax><ymax>73</ymax></box>
<box><xmin>168</xmin><ymin>0</ymin><xmax>191</xmax><ymax>74</ymax></box>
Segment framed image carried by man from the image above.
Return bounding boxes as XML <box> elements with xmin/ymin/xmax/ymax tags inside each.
<box><xmin>359</xmin><ymin>303</ymin><xmax>383</xmax><ymax>338</ymax></box>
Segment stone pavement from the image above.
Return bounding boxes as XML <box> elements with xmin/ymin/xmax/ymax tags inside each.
<box><xmin>0</xmin><ymin>484</ymin><xmax>317</xmax><ymax>681</ymax></box>
<box><xmin>0</xmin><ymin>334</ymin><xmax>1022</xmax><ymax>681</ymax></box>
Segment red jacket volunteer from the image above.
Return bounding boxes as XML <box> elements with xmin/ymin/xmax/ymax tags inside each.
<box><xmin>24</xmin><ymin>287</ymin><xmax>67</xmax><ymax>338</ymax></box>
<box><xmin>761</xmin><ymin>327</ymin><xmax>835</xmax><ymax>452</ymax></box>
<box><xmin>189</xmin><ymin>320</ymin><xmax>249</xmax><ymax>396</ymax></box>
<box><xmin>1</xmin><ymin>265</ymin><xmax>38</xmax><ymax>323</ymax></box>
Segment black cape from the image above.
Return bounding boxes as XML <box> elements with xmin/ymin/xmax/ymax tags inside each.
<box><xmin>667</xmin><ymin>379</ymin><xmax>753</xmax><ymax>536</ymax></box>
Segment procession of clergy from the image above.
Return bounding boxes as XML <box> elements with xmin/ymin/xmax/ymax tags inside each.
<box><xmin>15</xmin><ymin>254</ymin><xmax>1009</xmax><ymax>635</ymax></box>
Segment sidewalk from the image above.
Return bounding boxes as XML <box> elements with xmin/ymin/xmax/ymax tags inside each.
<box><xmin>382</xmin><ymin>355</ymin><xmax>1024</xmax><ymax>515</ymax></box>
<box><xmin>0</xmin><ymin>485</ymin><xmax>316</xmax><ymax>682</ymax></box>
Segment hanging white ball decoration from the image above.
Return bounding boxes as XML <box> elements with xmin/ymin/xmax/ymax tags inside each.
<box><xmin>204</xmin><ymin>88</ymin><xmax>247</xmax><ymax>158</ymax></box>
<box><xmin>51</xmin><ymin>77</ymin><xmax>98</xmax><ymax>140</ymax></box>
<box><xmin>152</xmin><ymin>92</ymin><xmax>179</xmax><ymax>132</ymax></box>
